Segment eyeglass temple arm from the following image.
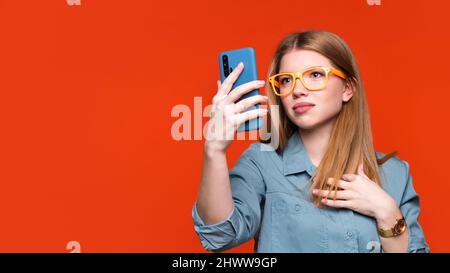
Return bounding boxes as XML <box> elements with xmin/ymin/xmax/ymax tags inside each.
<box><xmin>271</xmin><ymin>79</ymin><xmax>280</xmax><ymax>88</ymax></box>
<box><xmin>330</xmin><ymin>68</ymin><xmax>347</xmax><ymax>79</ymax></box>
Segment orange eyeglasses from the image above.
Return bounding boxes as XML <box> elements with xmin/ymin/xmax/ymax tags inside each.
<box><xmin>268</xmin><ymin>66</ymin><xmax>347</xmax><ymax>96</ymax></box>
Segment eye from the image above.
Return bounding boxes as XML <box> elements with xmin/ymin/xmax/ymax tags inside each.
<box><xmin>279</xmin><ymin>76</ymin><xmax>292</xmax><ymax>85</ymax></box>
<box><xmin>311</xmin><ymin>71</ymin><xmax>325</xmax><ymax>78</ymax></box>
<box><xmin>304</xmin><ymin>69</ymin><xmax>326</xmax><ymax>81</ymax></box>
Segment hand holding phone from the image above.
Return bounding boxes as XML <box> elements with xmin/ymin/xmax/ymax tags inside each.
<box><xmin>204</xmin><ymin>48</ymin><xmax>268</xmax><ymax>153</ymax></box>
<box><xmin>219</xmin><ymin>47</ymin><xmax>263</xmax><ymax>132</ymax></box>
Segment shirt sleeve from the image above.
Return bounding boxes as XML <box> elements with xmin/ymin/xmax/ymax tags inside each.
<box><xmin>399</xmin><ymin>160</ymin><xmax>430</xmax><ymax>253</ymax></box>
<box><xmin>191</xmin><ymin>144</ymin><xmax>265</xmax><ymax>252</ymax></box>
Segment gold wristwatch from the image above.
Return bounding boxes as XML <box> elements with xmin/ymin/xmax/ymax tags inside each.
<box><xmin>377</xmin><ymin>216</ymin><xmax>407</xmax><ymax>238</ymax></box>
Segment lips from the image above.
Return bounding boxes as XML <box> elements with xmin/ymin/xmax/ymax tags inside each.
<box><xmin>293</xmin><ymin>102</ymin><xmax>315</xmax><ymax>114</ymax></box>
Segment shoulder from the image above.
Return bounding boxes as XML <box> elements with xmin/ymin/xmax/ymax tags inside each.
<box><xmin>243</xmin><ymin>141</ymin><xmax>281</xmax><ymax>162</ymax></box>
<box><xmin>376</xmin><ymin>151</ymin><xmax>410</xmax><ymax>175</ymax></box>
<box><xmin>376</xmin><ymin>151</ymin><xmax>412</xmax><ymax>201</ymax></box>
<box><xmin>229</xmin><ymin>142</ymin><xmax>279</xmax><ymax>186</ymax></box>
<box><xmin>235</xmin><ymin>141</ymin><xmax>282</xmax><ymax>171</ymax></box>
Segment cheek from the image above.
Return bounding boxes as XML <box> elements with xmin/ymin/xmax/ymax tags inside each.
<box><xmin>280</xmin><ymin>97</ymin><xmax>291</xmax><ymax>111</ymax></box>
<box><xmin>315</xmin><ymin>81</ymin><xmax>345</xmax><ymax>117</ymax></box>
<box><xmin>317</xmin><ymin>91</ymin><xmax>342</xmax><ymax>116</ymax></box>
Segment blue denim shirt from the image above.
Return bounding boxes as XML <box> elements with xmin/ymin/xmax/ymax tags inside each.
<box><xmin>192</xmin><ymin>132</ymin><xmax>429</xmax><ymax>253</ymax></box>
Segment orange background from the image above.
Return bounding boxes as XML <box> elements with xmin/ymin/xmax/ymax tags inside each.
<box><xmin>0</xmin><ymin>0</ymin><xmax>449</xmax><ymax>252</ymax></box>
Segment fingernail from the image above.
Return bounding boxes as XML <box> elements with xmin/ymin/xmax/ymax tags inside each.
<box><xmin>262</xmin><ymin>96</ymin><xmax>269</xmax><ymax>100</ymax></box>
<box><xmin>262</xmin><ymin>108</ymin><xmax>268</xmax><ymax>112</ymax></box>
<box><xmin>258</xmin><ymin>80</ymin><xmax>265</xmax><ymax>84</ymax></box>
<box><xmin>238</xmin><ymin>62</ymin><xmax>244</xmax><ymax>68</ymax></box>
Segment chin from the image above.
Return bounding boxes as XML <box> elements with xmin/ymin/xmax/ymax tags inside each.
<box><xmin>295</xmin><ymin>122</ymin><xmax>319</xmax><ymax>130</ymax></box>
<box><xmin>288</xmin><ymin>114</ymin><xmax>320</xmax><ymax>130</ymax></box>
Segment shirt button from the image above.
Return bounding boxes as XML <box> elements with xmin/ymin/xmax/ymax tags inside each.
<box><xmin>295</xmin><ymin>204</ymin><xmax>301</xmax><ymax>212</ymax></box>
<box><xmin>346</xmin><ymin>231</ymin><xmax>353</xmax><ymax>238</ymax></box>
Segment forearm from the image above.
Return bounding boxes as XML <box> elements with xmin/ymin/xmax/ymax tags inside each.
<box><xmin>380</xmin><ymin>229</ymin><xmax>409</xmax><ymax>253</ymax></box>
<box><xmin>196</xmin><ymin>146</ymin><xmax>233</xmax><ymax>225</ymax></box>
<box><xmin>376</xmin><ymin>205</ymin><xmax>409</xmax><ymax>253</ymax></box>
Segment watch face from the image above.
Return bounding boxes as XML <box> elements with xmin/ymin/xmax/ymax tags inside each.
<box><xmin>394</xmin><ymin>219</ymin><xmax>407</xmax><ymax>234</ymax></box>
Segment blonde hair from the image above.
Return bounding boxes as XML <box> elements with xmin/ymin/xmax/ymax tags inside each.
<box><xmin>261</xmin><ymin>30</ymin><xmax>396</xmax><ymax>206</ymax></box>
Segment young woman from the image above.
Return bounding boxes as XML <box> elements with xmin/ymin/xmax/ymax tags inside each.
<box><xmin>192</xmin><ymin>30</ymin><xmax>429</xmax><ymax>253</ymax></box>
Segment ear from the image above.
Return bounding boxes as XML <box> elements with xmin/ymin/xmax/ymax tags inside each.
<box><xmin>342</xmin><ymin>80</ymin><xmax>354</xmax><ymax>103</ymax></box>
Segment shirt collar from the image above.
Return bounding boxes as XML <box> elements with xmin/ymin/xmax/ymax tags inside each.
<box><xmin>282</xmin><ymin>131</ymin><xmax>317</xmax><ymax>177</ymax></box>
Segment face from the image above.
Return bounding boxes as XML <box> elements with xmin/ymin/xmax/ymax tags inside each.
<box><xmin>278</xmin><ymin>49</ymin><xmax>353</xmax><ymax>130</ymax></box>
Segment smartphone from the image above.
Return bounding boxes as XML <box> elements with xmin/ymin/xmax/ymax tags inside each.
<box><xmin>219</xmin><ymin>47</ymin><xmax>261</xmax><ymax>132</ymax></box>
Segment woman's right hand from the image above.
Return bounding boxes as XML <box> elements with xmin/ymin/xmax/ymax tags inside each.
<box><xmin>204</xmin><ymin>62</ymin><xmax>269</xmax><ymax>155</ymax></box>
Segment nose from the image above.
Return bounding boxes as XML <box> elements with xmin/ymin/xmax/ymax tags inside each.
<box><xmin>292</xmin><ymin>77</ymin><xmax>310</xmax><ymax>98</ymax></box>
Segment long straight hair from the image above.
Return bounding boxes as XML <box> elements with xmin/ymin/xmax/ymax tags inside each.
<box><xmin>260</xmin><ymin>30</ymin><xmax>396</xmax><ymax>206</ymax></box>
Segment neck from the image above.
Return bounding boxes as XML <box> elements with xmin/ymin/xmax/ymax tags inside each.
<box><xmin>298</xmin><ymin>118</ymin><xmax>336</xmax><ymax>168</ymax></box>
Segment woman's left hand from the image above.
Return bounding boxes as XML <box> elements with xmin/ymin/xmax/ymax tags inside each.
<box><xmin>312</xmin><ymin>163</ymin><xmax>400</xmax><ymax>223</ymax></box>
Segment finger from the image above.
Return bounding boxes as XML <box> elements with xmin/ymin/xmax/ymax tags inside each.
<box><xmin>327</xmin><ymin>177</ymin><xmax>351</xmax><ymax>189</ymax></box>
<box><xmin>259</xmin><ymin>103</ymin><xmax>268</xmax><ymax>110</ymax></box>
<box><xmin>357</xmin><ymin>163</ymin><xmax>369</xmax><ymax>179</ymax></box>
<box><xmin>312</xmin><ymin>189</ymin><xmax>351</xmax><ymax>200</ymax></box>
<box><xmin>212</xmin><ymin>93</ymin><xmax>227</xmax><ymax>105</ymax></box>
<box><xmin>220</xmin><ymin>62</ymin><xmax>244</xmax><ymax>95</ymax></box>
<box><xmin>321</xmin><ymin>198</ymin><xmax>351</xmax><ymax>208</ymax></box>
<box><xmin>226</xmin><ymin>80</ymin><xmax>266</xmax><ymax>103</ymax></box>
<box><xmin>234</xmin><ymin>95</ymin><xmax>269</xmax><ymax>114</ymax></box>
<box><xmin>234</xmin><ymin>108</ymin><xmax>268</xmax><ymax>127</ymax></box>
<box><xmin>341</xmin><ymin>174</ymin><xmax>357</xmax><ymax>182</ymax></box>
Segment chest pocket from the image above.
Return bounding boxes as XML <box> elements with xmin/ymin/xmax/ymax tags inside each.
<box><xmin>270</xmin><ymin>192</ymin><xmax>329</xmax><ymax>252</ymax></box>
